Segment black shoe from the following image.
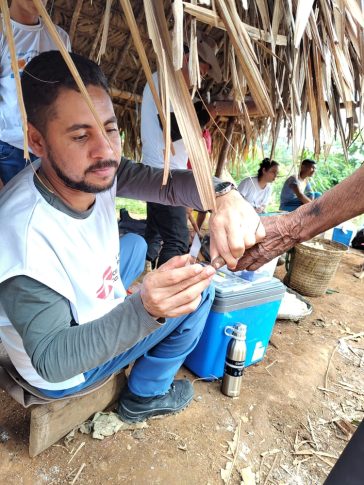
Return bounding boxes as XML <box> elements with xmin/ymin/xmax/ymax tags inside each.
<box><xmin>117</xmin><ymin>379</ymin><xmax>194</xmax><ymax>423</ymax></box>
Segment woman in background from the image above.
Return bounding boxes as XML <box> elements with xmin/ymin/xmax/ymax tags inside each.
<box><xmin>238</xmin><ymin>158</ymin><xmax>279</xmax><ymax>213</ymax></box>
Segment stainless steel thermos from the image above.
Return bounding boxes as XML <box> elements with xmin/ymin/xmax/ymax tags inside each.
<box><xmin>221</xmin><ymin>324</ymin><xmax>247</xmax><ymax>397</ymax></box>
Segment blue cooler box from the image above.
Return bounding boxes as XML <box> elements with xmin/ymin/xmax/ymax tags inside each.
<box><xmin>184</xmin><ymin>272</ymin><xmax>286</xmax><ymax>379</ymax></box>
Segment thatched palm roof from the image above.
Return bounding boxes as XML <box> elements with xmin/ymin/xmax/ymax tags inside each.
<box><xmin>47</xmin><ymin>0</ymin><xmax>364</xmax><ymax>166</ymax></box>
<box><xmin>2</xmin><ymin>0</ymin><xmax>363</xmax><ymax>194</ymax></box>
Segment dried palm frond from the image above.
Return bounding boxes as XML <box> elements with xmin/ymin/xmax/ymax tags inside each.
<box><xmin>144</xmin><ymin>0</ymin><xmax>216</xmax><ymax>210</ymax></box>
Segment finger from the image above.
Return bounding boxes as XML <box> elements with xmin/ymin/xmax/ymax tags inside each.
<box><xmin>210</xmin><ymin>227</ymin><xmax>240</xmax><ymax>269</ymax></box>
<box><xmin>159</xmin><ymin>275</ymin><xmax>214</xmax><ymax>316</ymax></box>
<box><xmin>255</xmin><ymin>220</ymin><xmax>266</xmax><ymax>242</ymax></box>
<box><xmin>141</xmin><ymin>265</ymin><xmax>215</xmax><ymax>315</ymax></box>
<box><xmin>162</xmin><ymin>295</ymin><xmax>203</xmax><ymax>319</ymax></box>
<box><xmin>211</xmin><ymin>256</ymin><xmax>226</xmax><ymax>269</ymax></box>
<box><xmin>235</xmin><ymin>248</ymin><xmax>259</xmax><ymax>271</ymax></box>
<box><xmin>153</xmin><ymin>264</ymin><xmax>215</xmax><ymax>298</ymax></box>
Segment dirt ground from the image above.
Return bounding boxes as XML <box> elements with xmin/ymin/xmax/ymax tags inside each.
<box><xmin>0</xmin><ymin>249</ymin><xmax>363</xmax><ymax>485</ymax></box>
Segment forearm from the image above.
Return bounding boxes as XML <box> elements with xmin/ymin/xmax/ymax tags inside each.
<box><xmin>296</xmin><ymin>192</ymin><xmax>312</xmax><ymax>204</ymax></box>
<box><xmin>292</xmin><ymin>164</ymin><xmax>364</xmax><ymax>242</ymax></box>
<box><xmin>116</xmin><ymin>157</ymin><xmax>219</xmax><ymax>210</ymax></box>
<box><xmin>0</xmin><ymin>276</ymin><xmax>161</xmax><ymax>383</ymax></box>
<box><xmin>34</xmin><ymin>293</ymin><xmax>160</xmax><ymax>383</ymax></box>
<box><xmin>235</xmin><ymin>164</ymin><xmax>364</xmax><ymax>271</ymax></box>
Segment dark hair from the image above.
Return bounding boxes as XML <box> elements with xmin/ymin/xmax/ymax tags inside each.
<box><xmin>301</xmin><ymin>158</ymin><xmax>316</xmax><ymax>168</ymax></box>
<box><xmin>257</xmin><ymin>157</ymin><xmax>279</xmax><ymax>179</ymax></box>
<box><xmin>21</xmin><ymin>50</ymin><xmax>109</xmax><ymax>134</ymax></box>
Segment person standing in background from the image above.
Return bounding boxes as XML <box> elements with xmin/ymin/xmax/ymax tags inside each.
<box><xmin>140</xmin><ymin>32</ymin><xmax>222</xmax><ymax>268</ymax></box>
<box><xmin>0</xmin><ymin>0</ymin><xmax>71</xmax><ymax>186</ymax></box>
<box><xmin>238</xmin><ymin>158</ymin><xmax>279</xmax><ymax>213</ymax></box>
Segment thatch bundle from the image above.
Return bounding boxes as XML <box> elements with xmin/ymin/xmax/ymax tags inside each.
<box><xmin>2</xmin><ymin>1</ymin><xmax>364</xmax><ymax>178</ymax></box>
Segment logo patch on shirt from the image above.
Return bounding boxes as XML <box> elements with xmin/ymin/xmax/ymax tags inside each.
<box><xmin>96</xmin><ymin>266</ymin><xmax>119</xmax><ymax>299</ymax></box>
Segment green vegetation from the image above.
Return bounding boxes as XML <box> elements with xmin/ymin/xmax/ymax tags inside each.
<box><xmin>115</xmin><ymin>197</ymin><xmax>147</xmax><ymax>217</ymax></box>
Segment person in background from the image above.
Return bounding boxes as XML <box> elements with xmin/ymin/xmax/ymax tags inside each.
<box><xmin>235</xmin><ymin>162</ymin><xmax>364</xmax><ymax>271</ymax></box>
<box><xmin>141</xmin><ymin>32</ymin><xmax>224</xmax><ymax>268</ymax></box>
<box><xmin>279</xmin><ymin>159</ymin><xmax>317</xmax><ymax>212</ymax></box>
<box><xmin>0</xmin><ymin>0</ymin><xmax>71</xmax><ymax>186</ymax></box>
<box><xmin>238</xmin><ymin>158</ymin><xmax>279</xmax><ymax>213</ymax></box>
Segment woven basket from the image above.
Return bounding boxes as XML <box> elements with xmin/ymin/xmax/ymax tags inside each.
<box><xmin>284</xmin><ymin>239</ymin><xmax>347</xmax><ymax>297</ymax></box>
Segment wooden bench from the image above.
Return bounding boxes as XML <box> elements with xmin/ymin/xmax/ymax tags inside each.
<box><xmin>0</xmin><ymin>344</ymin><xmax>125</xmax><ymax>456</ymax></box>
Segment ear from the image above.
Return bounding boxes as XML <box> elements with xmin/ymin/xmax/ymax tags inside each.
<box><xmin>28</xmin><ymin>123</ymin><xmax>47</xmax><ymax>158</ymax></box>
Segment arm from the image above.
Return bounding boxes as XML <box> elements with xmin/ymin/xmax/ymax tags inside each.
<box><xmin>1</xmin><ymin>257</ymin><xmax>215</xmax><ymax>383</ymax></box>
<box><xmin>236</xmin><ymin>164</ymin><xmax>364</xmax><ymax>270</ymax></box>
<box><xmin>291</xmin><ymin>183</ymin><xmax>312</xmax><ymax>204</ymax></box>
<box><xmin>117</xmin><ymin>159</ymin><xmax>265</xmax><ymax>268</ymax></box>
<box><xmin>116</xmin><ymin>157</ymin><xmax>206</xmax><ymax>210</ymax></box>
<box><xmin>0</xmin><ymin>276</ymin><xmax>162</xmax><ymax>383</ymax></box>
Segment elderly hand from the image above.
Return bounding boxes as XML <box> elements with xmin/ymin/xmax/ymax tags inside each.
<box><xmin>235</xmin><ymin>213</ymin><xmax>302</xmax><ymax>271</ymax></box>
<box><xmin>208</xmin><ymin>189</ymin><xmax>266</xmax><ymax>270</ymax></box>
<box><xmin>140</xmin><ymin>255</ymin><xmax>215</xmax><ymax>319</ymax></box>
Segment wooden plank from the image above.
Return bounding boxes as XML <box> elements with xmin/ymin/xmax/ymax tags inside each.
<box><xmin>110</xmin><ymin>87</ymin><xmax>142</xmax><ymax>103</ymax></box>
<box><xmin>29</xmin><ymin>372</ymin><xmax>125</xmax><ymax>457</ymax></box>
<box><xmin>183</xmin><ymin>2</ymin><xmax>288</xmax><ymax>46</ymax></box>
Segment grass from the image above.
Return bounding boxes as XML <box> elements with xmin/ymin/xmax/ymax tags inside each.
<box><xmin>115</xmin><ymin>197</ymin><xmax>147</xmax><ymax>217</ymax></box>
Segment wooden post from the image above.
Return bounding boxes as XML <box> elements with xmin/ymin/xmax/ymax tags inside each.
<box><xmin>215</xmin><ymin>117</ymin><xmax>235</xmax><ymax>178</ymax></box>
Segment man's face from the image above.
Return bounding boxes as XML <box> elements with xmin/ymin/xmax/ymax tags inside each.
<box><xmin>302</xmin><ymin>163</ymin><xmax>316</xmax><ymax>178</ymax></box>
<box><xmin>37</xmin><ymin>86</ymin><xmax>121</xmax><ymax>193</ymax></box>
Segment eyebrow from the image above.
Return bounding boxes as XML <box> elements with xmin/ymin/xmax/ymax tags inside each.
<box><xmin>65</xmin><ymin>116</ymin><xmax>118</xmax><ymax>133</ymax></box>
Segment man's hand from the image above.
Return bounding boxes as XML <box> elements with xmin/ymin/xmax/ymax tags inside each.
<box><xmin>140</xmin><ymin>255</ymin><xmax>215</xmax><ymax>319</ymax></box>
<box><xmin>208</xmin><ymin>190</ymin><xmax>266</xmax><ymax>270</ymax></box>
<box><xmin>235</xmin><ymin>213</ymin><xmax>302</xmax><ymax>271</ymax></box>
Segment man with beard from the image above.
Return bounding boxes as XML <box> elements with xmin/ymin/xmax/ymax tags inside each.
<box><xmin>0</xmin><ymin>51</ymin><xmax>264</xmax><ymax>422</ymax></box>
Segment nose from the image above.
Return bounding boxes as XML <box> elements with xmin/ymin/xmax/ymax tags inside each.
<box><xmin>89</xmin><ymin>130</ymin><xmax>120</xmax><ymax>161</ymax></box>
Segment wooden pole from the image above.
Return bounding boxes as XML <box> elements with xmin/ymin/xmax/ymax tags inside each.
<box><xmin>215</xmin><ymin>117</ymin><xmax>235</xmax><ymax>178</ymax></box>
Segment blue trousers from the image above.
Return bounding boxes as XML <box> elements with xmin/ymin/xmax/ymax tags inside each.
<box><xmin>0</xmin><ymin>140</ymin><xmax>37</xmax><ymax>185</ymax></box>
<box><xmin>280</xmin><ymin>192</ymin><xmax>322</xmax><ymax>212</ymax></box>
<box><xmin>38</xmin><ymin>233</ymin><xmax>214</xmax><ymax>398</ymax></box>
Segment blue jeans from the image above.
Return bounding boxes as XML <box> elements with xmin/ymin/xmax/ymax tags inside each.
<box><xmin>0</xmin><ymin>140</ymin><xmax>37</xmax><ymax>185</ymax></box>
<box><xmin>280</xmin><ymin>192</ymin><xmax>322</xmax><ymax>212</ymax></box>
<box><xmin>37</xmin><ymin>233</ymin><xmax>214</xmax><ymax>398</ymax></box>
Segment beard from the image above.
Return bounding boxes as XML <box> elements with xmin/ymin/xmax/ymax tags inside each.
<box><xmin>46</xmin><ymin>147</ymin><xmax>118</xmax><ymax>194</ymax></box>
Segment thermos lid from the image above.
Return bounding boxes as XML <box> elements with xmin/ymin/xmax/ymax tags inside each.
<box><xmin>224</xmin><ymin>323</ymin><xmax>247</xmax><ymax>340</ymax></box>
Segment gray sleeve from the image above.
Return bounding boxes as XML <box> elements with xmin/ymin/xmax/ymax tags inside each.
<box><xmin>289</xmin><ymin>176</ymin><xmax>299</xmax><ymax>187</ymax></box>
<box><xmin>0</xmin><ymin>276</ymin><xmax>162</xmax><ymax>383</ymax></box>
<box><xmin>116</xmin><ymin>157</ymin><xmax>220</xmax><ymax>210</ymax></box>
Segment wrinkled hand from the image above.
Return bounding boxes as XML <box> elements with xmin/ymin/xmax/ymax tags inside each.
<box><xmin>209</xmin><ymin>190</ymin><xmax>266</xmax><ymax>270</ymax></box>
<box><xmin>235</xmin><ymin>214</ymin><xmax>301</xmax><ymax>271</ymax></box>
<box><xmin>140</xmin><ymin>255</ymin><xmax>215</xmax><ymax>319</ymax></box>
